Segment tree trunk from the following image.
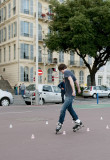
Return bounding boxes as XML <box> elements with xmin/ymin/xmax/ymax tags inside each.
<box><xmin>90</xmin><ymin>71</ymin><xmax>96</xmax><ymax>86</ymax></box>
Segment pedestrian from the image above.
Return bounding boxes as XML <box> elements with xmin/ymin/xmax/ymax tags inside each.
<box><xmin>56</xmin><ymin>64</ymin><xmax>83</xmax><ymax>133</ymax></box>
<box><xmin>19</xmin><ymin>84</ymin><xmax>21</xmax><ymax>95</ymax></box>
<box><xmin>20</xmin><ymin>83</ymin><xmax>26</xmax><ymax>97</ymax></box>
<box><xmin>58</xmin><ymin>78</ymin><xmax>65</xmax><ymax>103</ymax></box>
<box><xmin>14</xmin><ymin>84</ymin><xmax>18</xmax><ymax>95</ymax></box>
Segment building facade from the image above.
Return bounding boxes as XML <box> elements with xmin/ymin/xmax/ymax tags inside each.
<box><xmin>95</xmin><ymin>61</ymin><xmax>110</xmax><ymax>87</ymax></box>
<box><xmin>0</xmin><ymin>0</ymin><xmax>90</xmax><ymax>88</ymax></box>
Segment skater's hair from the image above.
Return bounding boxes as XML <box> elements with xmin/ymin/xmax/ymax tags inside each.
<box><xmin>58</xmin><ymin>64</ymin><xmax>67</xmax><ymax>71</ymax></box>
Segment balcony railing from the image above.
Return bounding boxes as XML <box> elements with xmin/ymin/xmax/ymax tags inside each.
<box><xmin>68</xmin><ymin>60</ymin><xmax>85</xmax><ymax>67</ymax></box>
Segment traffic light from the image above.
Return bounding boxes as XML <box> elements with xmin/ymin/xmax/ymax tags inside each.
<box><xmin>33</xmin><ymin>77</ymin><xmax>35</xmax><ymax>81</ymax></box>
<box><xmin>52</xmin><ymin>76</ymin><xmax>54</xmax><ymax>81</ymax></box>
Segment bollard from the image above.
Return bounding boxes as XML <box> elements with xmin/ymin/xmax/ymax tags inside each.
<box><xmin>97</xmin><ymin>93</ymin><xmax>99</xmax><ymax>104</ymax></box>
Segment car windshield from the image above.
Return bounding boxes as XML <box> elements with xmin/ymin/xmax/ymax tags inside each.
<box><xmin>53</xmin><ymin>86</ymin><xmax>61</xmax><ymax>93</ymax></box>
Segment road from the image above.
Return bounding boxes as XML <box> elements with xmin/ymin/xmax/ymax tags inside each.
<box><xmin>0</xmin><ymin>98</ymin><xmax>110</xmax><ymax>160</ymax></box>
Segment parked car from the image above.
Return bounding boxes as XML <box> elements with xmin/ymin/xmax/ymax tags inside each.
<box><xmin>23</xmin><ymin>84</ymin><xmax>62</xmax><ymax>105</ymax></box>
<box><xmin>0</xmin><ymin>89</ymin><xmax>14</xmax><ymax>106</ymax></box>
<box><xmin>83</xmin><ymin>86</ymin><xmax>110</xmax><ymax>98</ymax></box>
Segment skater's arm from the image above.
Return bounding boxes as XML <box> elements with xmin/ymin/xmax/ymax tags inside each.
<box><xmin>75</xmin><ymin>80</ymin><xmax>81</xmax><ymax>94</ymax></box>
<box><xmin>68</xmin><ymin>76</ymin><xmax>76</xmax><ymax>96</ymax></box>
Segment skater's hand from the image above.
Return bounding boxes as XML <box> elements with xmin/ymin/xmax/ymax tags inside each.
<box><xmin>78</xmin><ymin>89</ymin><xmax>81</xmax><ymax>94</ymax></box>
<box><xmin>72</xmin><ymin>91</ymin><xmax>76</xmax><ymax>96</ymax></box>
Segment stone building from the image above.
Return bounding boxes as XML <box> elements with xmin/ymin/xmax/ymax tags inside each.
<box><xmin>0</xmin><ymin>0</ymin><xmax>90</xmax><ymax>88</ymax></box>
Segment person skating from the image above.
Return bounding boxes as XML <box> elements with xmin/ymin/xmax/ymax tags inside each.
<box><xmin>56</xmin><ymin>64</ymin><xmax>83</xmax><ymax>133</ymax></box>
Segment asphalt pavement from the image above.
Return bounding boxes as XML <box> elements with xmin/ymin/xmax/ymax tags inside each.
<box><xmin>0</xmin><ymin>98</ymin><xmax>110</xmax><ymax>160</ymax></box>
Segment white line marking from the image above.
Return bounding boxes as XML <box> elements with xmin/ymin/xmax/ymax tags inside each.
<box><xmin>0</xmin><ymin>111</ymin><xmax>32</xmax><ymax>115</ymax></box>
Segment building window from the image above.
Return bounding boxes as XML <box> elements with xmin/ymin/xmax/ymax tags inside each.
<box><xmin>4</xmin><ymin>27</ymin><xmax>6</xmax><ymax>41</ymax></box>
<box><xmin>20</xmin><ymin>43</ymin><xmax>33</xmax><ymax>60</ymax></box>
<box><xmin>20</xmin><ymin>21</ymin><xmax>33</xmax><ymax>38</ymax></box>
<box><xmin>80</xmin><ymin>57</ymin><xmax>84</xmax><ymax>66</ymax></box>
<box><xmin>1</xmin><ymin>8</ymin><xmax>3</xmax><ymax>22</ymax></box>
<box><xmin>21</xmin><ymin>0</ymin><xmax>33</xmax><ymax>15</ymax></box>
<box><xmin>38</xmin><ymin>2</ymin><xmax>42</xmax><ymax>18</ymax></box>
<box><xmin>14</xmin><ymin>44</ymin><xmax>16</xmax><ymax>59</ymax></box>
<box><xmin>48</xmin><ymin>50</ymin><xmax>52</xmax><ymax>63</ymax></box>
<box><xmin>13</xmin><ymin>0</ymin><xmax>16</xmax><ymax>15</ymax></box>
<box><xmin>38</xmin><ymin>24</ymin><xmax>42</xmax><ymax>41</ymax></box>
<box><xmin>59</xmin><ymin>51</ymin><xmax>64</xmax><ymax>63</ymax></box>
<box><xmin>8</xmin><ymin>25</ymin><xmax>11</xmax><ymax>39</ymax></box>
<box><xmin>59</xmin><ymin>72</ymin><xmax>63</xmax><ymax>83</ymax></box>
<box><xmin>79</xmin><ymin>70</ymin><xmax>84</xmax><ymax>84</ymax></box>
<box><xmin>70</xmin><ymin>51</ymin><xmax>75</xmax><ymax>65</ymax></box>
<box><xmin>48</xmin><ymin>68</ymin><xmax>53</xmax><ymax>83</ymax></box>
<box><xmin>8</xmin><ymin>3</ymin><xmax>11</xmax><ymax>18</ymax></box>
<box><xmin>20</xmin><ymin>66</ymin><xmax>33</xmax><ymax>82</ymax></box>
<box><xmin>38</xmin><ymin>46</ymin><xmax>42</xmax><ymax>62</ymax></box>
<box><xmin>9</xmin><ymin>46</ymin><xmax>11</xmax><ymax>61</ymax></box>
<box><xmin>4</xmin><ymin>6</ymin><xmax>6</xmax><ymax>20</ymax></box>
<box><xmin>98</xmin><ymin>76</ymin><xmax>102</xmax><ymax>86</ymax></box>
<box><xmin>24</xmin><ymin>66</ymin><xmax>29</xmax><ymax>82</ymax></box>
<box><xmin>14</xmin><ymin>22</ymin><xmax>17</xmax><ymax>37</ymax></box>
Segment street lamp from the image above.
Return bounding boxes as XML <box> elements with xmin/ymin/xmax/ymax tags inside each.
<box><xmin>35</xmin><ymin>0</ymin><xmax>39</xmax><ymax>105</ymax></box>
<box><xmin>43</xmin><ymin>43</ymin><xmax>46</xmax><ymax>83</ymax></box>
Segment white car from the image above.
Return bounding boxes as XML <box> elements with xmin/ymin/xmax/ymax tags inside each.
<box><xmin>83</xmin><ymin>86</ymin><xmax>110</xmax><ymax>98</ymax></box>
<box><xmin>23</xmin><ymin>84</ymin><xmax>62</xmax><ymax>105</ymax></box>
<box><xmin>0</xmin><ymin>89</ymin><xmax>14</xmax><ymax>106</ymax></box>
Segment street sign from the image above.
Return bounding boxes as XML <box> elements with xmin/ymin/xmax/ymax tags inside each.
<box><xmin>38</xmin><ymin>69</ymin><xmax>43</xmax><ymax>76</ymax></box>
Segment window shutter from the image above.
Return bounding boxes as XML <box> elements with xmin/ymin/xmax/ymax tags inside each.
<box><xmin>30</xmin><ymin>23</ymin><xmax>33</xmax><ymax>38</ymax></box>
<box><xmin>20</xmin><ymin>43</ymin><xmax>24</xmax><ymax>59</ymax></box>
<box><xmin>21</xmin><ymin>0</ymin><xmax>24</xmax><ymax>13</ymax></box>
<box><xmin>20</xmin><ymin>21</ymin><xmax>24</xmax><ymax>36</ymax></box>
<box><xmin>30</xmin><ymin>67</ymin><xmax>33</xmax><ymax>82</ymax></box>
<box><xmin>11</xmin><ymin>23</ymin><xmax>13</xmax><ymax>38</ymax></box>
<box><xmin>30</xmin><ymin>45</ymin><xmax>33</xmax><ymax>60</ymax></box>
<box><xmin>20</xmin><ymin>66</ymin><xmax>24</xmax><ymax>82</ymax></box>
<box><xmin>14</xmin><ymin>22</ymin><xmax>17</xmax><ymax>36</ymax></box>
<box><xmin>30</xmin><ymin>0</ymin><xmax>33</xmax><ymax>15</ymax></box>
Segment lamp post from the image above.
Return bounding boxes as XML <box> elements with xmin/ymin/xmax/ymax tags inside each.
<box><xmin>35</xmin><ymin>0</ymin><xmax>39</xmax><ymax>105</ymax></box>
<box><xmin>43</xmin><ymin>43</ymin><xmax>46</xmax><ymax>84</ymax></box>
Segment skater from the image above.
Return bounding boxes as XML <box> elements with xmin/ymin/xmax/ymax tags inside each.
<box><xmin>58</xmin><ymin>78</ymin><xmax>65</xmax><ymax>103</ymax></box>
<box><xmin>56</xmin><ymin>64</ymin><xmax>83</xmax><ymax>133</ymax></box>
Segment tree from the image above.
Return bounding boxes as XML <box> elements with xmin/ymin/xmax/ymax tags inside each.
<box><xmin>45</xmin><ymin>0</ymin><xmax>110</xmax><ymax>85</ymax></box>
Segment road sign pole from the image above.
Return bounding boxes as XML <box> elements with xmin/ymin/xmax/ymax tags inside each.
<box><xmin>35</xmin><ymin>0</ymin><xmax>39</xmax><ymax>105</ymax></box>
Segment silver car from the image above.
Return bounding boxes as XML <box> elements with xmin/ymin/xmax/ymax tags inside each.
<box><xmin>83</xmin><ymin>86</ymin><xmax>110</xmax><ymax>98</ymax></box>
<box><xmin>0</xmin><ymin>89</ymin><xmax>14</xmax><ymax>106</ymax></box>
<box><xmin>23</xmin><ymin>84</ymin><xmax>62</xmax><ymax>105</ymax></box>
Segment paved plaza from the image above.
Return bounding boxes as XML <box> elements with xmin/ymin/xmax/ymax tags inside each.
<box><xmin>0</xmin><ymin>98</ymin><xmax>110</xmax><ymax>160</ymax></box>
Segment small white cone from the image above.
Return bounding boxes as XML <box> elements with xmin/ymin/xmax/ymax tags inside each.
<box><xmin>100</xmin><ymin>117</ymin><xmax>103</xmax><ymax>120</ymax></box>
<box><xmin>46</xmin><ymin>121</ymin><xmax>48</xmax><ymax>125</ymax></box>
<box><xmin>9</xmin><ymin>124</ymin><xmax>13</xmax><ymax>128</ymax></box>
<box><xmin>87</xmin><ymin>128</ymin><xmax>90</xmax><ymax>132</ymax></box>
<box><xmin>62</xmin><ymin>131</ymin><xmax>66</xmax><ymax>135</ymax></box>
<box><xmin>31</xmin><ymin>134</ymin><xmax>35</xmax><ymax>139</ymax></box>
<box><xmin>106</xmin><ymin>125</ymin><xmax>109</xmax><ymax>129</ymax></box>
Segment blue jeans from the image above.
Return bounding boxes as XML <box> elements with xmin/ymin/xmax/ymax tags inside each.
<box><xmin>58</xmin><ymin>96</ymin><xmax>78</xmax><ymax>124</ymax></box>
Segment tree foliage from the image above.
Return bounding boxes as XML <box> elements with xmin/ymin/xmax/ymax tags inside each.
<box><xmin>45</xmin><ymin>0</ymin><xmax>110</xmax><ymax>85</ymax></box>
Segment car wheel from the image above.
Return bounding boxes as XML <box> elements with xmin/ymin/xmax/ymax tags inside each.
<box><xmin>93</xmin><ymin>94</ymin><xmax>97</xmax><ymax>99</ymax></box>
<box><xmin>1</xmin><ymin>98</ymin><xmax>10</xmax><ymax>106</ymax></box>
<box><xmin>39</xmin><ymin>99</ymin><xmax>44</xmax><ymax>105</ymax></box>
<box><xmin>108</xmin><ymin>94</ymin><xmax>110</xmax><ymax>98</ymax></box>
<box><xmin>25</xmin><ymin>101</ymin><xmax>31</xmax><ymax>105</ymax></box>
